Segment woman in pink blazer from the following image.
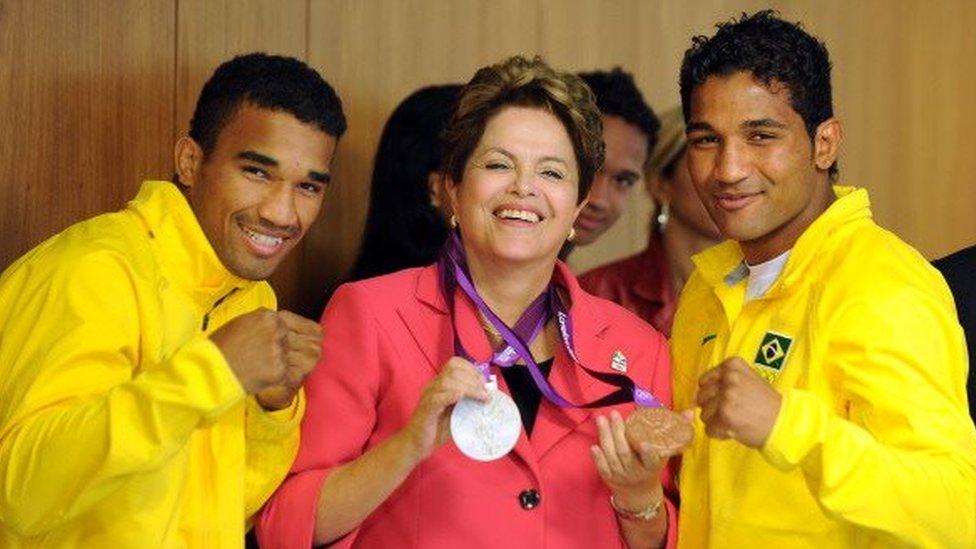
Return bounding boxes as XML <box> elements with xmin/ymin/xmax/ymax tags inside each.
<box><xmin>257</xmin><ymin>55</ymin><xmax>678</xmax><ymax>549</ymax></box>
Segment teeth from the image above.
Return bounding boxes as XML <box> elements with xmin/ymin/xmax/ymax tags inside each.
<box><xmin>496</xmin><ymin>209</ymin><xmax>540</xmax><ymax>223</ymax></box>
<box><xmin>242</xmin><ymin>226</ymin><xmax>283</xmax><ymax>247</ymax></box>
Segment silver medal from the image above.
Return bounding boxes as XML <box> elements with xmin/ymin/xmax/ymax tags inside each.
<box><xmin>450</xmin><ymin>375</ymin><xmax>521</xmax><ymax>461</ymax></box>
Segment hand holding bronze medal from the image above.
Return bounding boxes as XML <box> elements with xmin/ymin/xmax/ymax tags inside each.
<box><xmin>440</xmin><ymin>233</ymin><xmax>666</xmax><ymax>462</ymax></box>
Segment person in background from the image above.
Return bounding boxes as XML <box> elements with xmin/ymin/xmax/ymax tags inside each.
<box><xmin>933</xmin><ymin>244</ymin><xmax>976</xmax><ymax>421</ymax></box>
<box><xmin>580</xmin><ymin>107</ymin><xmax>721</xmax><ymax>336</ymax></box>
<box><xmin>0</xmin><ymin>53</ymin><xmax>345</xmax><ymax>547</ymax></box>
<box><xmin>670</xmin><ymin>11</ymin><xmax>976</xmax><ymax>547</ymax></box>
<box><xmin>257</xmin><ymin>55</ymin><xmax>677</xmax><ymax>549</ymax></box>
<box><xmin>562</xmin><ymin>69</ymin><xmax>660</xmax><ymax>258</ymax></box>
<box><xmin>349</xmin><ymin>84</ymin><xmax>461</xmax><ymax>282</ymax></box>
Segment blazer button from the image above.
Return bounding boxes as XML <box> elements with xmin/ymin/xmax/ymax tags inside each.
<box><xmin>519</xmin><ymin>489</ymin><xmax>540</xmax><ymax>510</ymax></box>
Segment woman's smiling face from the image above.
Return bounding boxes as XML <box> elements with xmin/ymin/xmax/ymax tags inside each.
<box><xmin>448</xmin><ymin>106</ymin><xmax>585</xmax><ymax>267</ymax></box>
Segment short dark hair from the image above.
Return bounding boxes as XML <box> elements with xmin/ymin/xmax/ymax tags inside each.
<box><xmin>579</xmin><ymin>68</ymin><xmax>660</xmax><ymax>158</ymax></box>
<box><xmin>350</xmin><ymin>84</ymin><xmax>461</xmax><ymax>282</ymax></box>
<box><xmin>189</xmin><ymin>52</ymin><xmax>346</xmax><ymax>155</ymax></box>
<box><xmin>442</xmin><ymin>56</ymin><xmax>604</xmax><ymax>203</ymax></box>
<box><xmin>680</xmin><ymin>10</ymin><xmax>838</xmax><ymax>179</ymax></box>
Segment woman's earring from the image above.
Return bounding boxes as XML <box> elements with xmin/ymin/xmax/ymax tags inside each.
<box><xmin>450</xmin><ymin>214</ymin><xmax>458</xmax><ymax>228</ymax></box>
<box><xmin>656</xmin><ymin>203</ymin><xmax>670</xmax><ymax>233</ymax></box>
<box><xmin>567</xmin><ymin>227</ymin><xmax>576</xmax><ymax>242</ymax></box>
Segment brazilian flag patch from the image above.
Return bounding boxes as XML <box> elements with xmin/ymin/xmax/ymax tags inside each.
<box><xmin>754</xmin><ymin>331</ymin><xmax>793</xmax><ymax>372</ymax></box>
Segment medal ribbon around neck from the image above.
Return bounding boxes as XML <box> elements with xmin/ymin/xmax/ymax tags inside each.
<box><xmin>439</xmin><ymin>232</ymin><xmax>661</xmax><ymax>409</ymax></box>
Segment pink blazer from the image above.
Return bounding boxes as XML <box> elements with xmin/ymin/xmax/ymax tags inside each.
<box><xmin>257</xmin><ymin>262</ymin><xmax>677</xmax><ymax>548</ymax></box>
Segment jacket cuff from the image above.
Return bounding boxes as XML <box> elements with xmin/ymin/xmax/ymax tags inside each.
<box><xmin>760</xmin><ymin>389</ymin><xmax>827</xmax><ymax>471</ymax></box>
<box><xmin>257</xmin><ymin>468</ymin><xmax>332</xmax><ymax>549</ymax></box>
<box><xmin>246</xmin><ymin>390</ymin><xmax>305</xmax><ymax>442</ymax></box>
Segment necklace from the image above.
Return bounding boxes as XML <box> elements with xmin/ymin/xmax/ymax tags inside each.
<box><xmin>477</xmin><ymin>312</ymin><xmax>503</xmax><ymax>344</ymax></box>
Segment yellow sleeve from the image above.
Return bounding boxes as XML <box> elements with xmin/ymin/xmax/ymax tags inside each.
<box><xmin>0</xmin><ymin>252</ymin><xmax>244</xmax><ymax>536</ymax></box>
<box><xmin>243</xmin><ymin>391</ymin><xmax>304</xmax><ymax>522</ymax></box>
<box><xmin>761</xmin><ymin>290</ymin><xmax>976</xmax><ymax>547</ymax></box>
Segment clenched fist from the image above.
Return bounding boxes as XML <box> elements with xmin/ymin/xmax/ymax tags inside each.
<box><xmin>210</xmin><ymin>308</ymin><xmax>323</xmax><ymax>410</ymax></box>
<box><xmin>696</xmin><ymin>357</ymin><xmax>782</xmax><ymax>448</ymax></box>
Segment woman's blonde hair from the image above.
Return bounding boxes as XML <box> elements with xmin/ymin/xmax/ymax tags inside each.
<box><xmin>441</xmin><ymin>55</ymin><xmax>604</xmax><ymax>203</ymax></box>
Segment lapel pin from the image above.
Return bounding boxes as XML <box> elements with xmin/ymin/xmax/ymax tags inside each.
<box><xmin>610</xmin><ymin>350</ymin><xmax>628</xmax><ymax>373</ymax></box>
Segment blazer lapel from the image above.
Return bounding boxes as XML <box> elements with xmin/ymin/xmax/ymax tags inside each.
<box><xmin>396</xmin><ymin>265</ymin><xmax>451</xmax><ymax>374</ymax></box>
<box><xmin>395</xmin><ymin>264</ymin><xmax>496</xmax><ymax>375</ymax></box>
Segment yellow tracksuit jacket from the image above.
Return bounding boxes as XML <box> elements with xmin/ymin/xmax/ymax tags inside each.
<box><xmin>0</xmin><ymin>181</ymin><xmax>303</xmax><ymax>547</ymax></box>
<box><xmin>672</xmin><ymin>187</ymin><xmax>976</xmax><ymax>548</ymax></box>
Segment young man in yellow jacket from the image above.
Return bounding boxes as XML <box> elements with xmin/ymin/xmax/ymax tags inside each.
<box><xmin>0</xmin><ymin>53</ymin><xmax>345</xmax><ymax>547</ymax></box>
<box><xmin>671</xmin><ymin>11</ymin><xmax>976</xmax><ymax>547</ymax></box>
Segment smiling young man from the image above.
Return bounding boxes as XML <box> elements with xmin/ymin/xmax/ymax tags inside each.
<box><xmin>564</xmin><ymin>69</ymin><xmax>659</xmax><ymax>255</ymax></box>
<box><xmin>670</xmin><ymin>11</ymin><xmax>976</xmax><ymax>547</ymax></box>
<box><xmin>0</xmin><ymin>53</ymin><xmax>345</xmax><ymax>546</ymax></box>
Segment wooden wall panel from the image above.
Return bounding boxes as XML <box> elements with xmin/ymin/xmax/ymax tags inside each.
<box><xmin>764</xmin><ymin>1</ymin><xmax>976</xmax><ymax>257</ymax></box>
<box><xmin>175</xmin><ymin>0</ymin><xmax>309</xmax><ymax>133</ymax></box>
<box><xmin>305</xmin><ymin>0</ymin><xmax>546</xmax><ymax>303</ymax></box>
<box><xmin>0</xmin><ymin>0</ymin><xmax>175</xmax><ymax>270</ymax></box>
<box><xmin>175</xmin><ymin>0</ymin><xmax>310</xmax><ymax>313</ymax></box>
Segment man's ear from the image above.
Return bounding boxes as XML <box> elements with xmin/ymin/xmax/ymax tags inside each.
<box><xmin>813</xmin><ymin>118</ymin><xmax>843</xmax><ymax>172</ymax></box>
<box><xmin>174</xmin><ymin>136</ymin><xmax>204</xmax><ymax>188</ymax></box>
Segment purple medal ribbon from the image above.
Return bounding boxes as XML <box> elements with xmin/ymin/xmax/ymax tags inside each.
<box><xmin>439</xmin><ymin>232</ymin><xmax>661</xmax><ymax>409</ymax></box>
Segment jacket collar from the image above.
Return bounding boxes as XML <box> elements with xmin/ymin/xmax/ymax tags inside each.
<box><xmin>127</xmin><ymin>180</ymin><xmax>253</xmax><ymax>300</ymax></box>
<box><xmin>692</xmin><ymin>186</ymin><xmax>871</xmax><ymax>296</ymax></box>
<box><xmin>412</xmin><ymin>259</ymin><xmax>609</xmax><ymax>339</ymax></box>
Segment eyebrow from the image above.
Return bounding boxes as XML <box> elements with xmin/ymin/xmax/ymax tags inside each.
<box><xmin>308</xmin><ymin>170</ymin><xmax>331</xmax><ymax>184</ymax></box>
<box><xmin>482</xmin><ymin>147</ymin><xmax>569</xmax><ymax>166</ymax></box>
<box><xmin>236</xmin><ymin>150</ymin><xmax>278</xmax><ymax>166</ymax></box>
<box><xmin>742</xmin><ymin>118</ymin><xmax>788</xmax><ymax>130</ymax></box>
<box><xmin>236</xmin><ymin>150</ymin><xmax>331</xmax><ymax>184</ymax></box>
<box><xmin>686</xmin><ymin>121</ymin><xmax>714</xmax><ymax>133</ymax></box>
<box><xmin>614</xmin><ymin>168</ymin><xmax>641</xmax><ymax>180</ymax></box>
<box><xmin>686</xmin><ymin>119</ymin><xmax>788</xmax><ymax>133</ymax></box>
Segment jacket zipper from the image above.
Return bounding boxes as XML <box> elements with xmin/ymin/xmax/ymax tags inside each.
<box><xmin>201</xmin><ymin>287</ymin><xmax>240</xmax><ymax>331</ymax></box>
